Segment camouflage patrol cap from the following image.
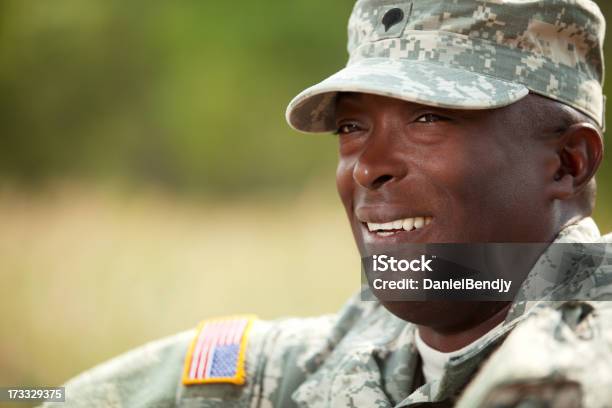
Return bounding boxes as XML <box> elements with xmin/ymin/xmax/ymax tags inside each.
<box><xmin>286</xmin><ymin>0</ymin><xmax>606</xmax><ymax>133</ymax></box>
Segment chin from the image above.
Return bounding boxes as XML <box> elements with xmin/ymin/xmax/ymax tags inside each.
<box><xmin>381</xmin><ymin>301</ymin><xmax>454</xmax><ymax>326</ymax></box>
<box><xmin>380</xmin><ymin>300</ymin><xmax>510</xmax><ymax>331</ymax></box>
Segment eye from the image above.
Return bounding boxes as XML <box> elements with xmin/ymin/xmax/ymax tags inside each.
<box><xmin>415</xmin><ymin>113</ymin><xmax>447</xmax><ymax>123</ymax></box>
<box><xmin>334</xmin><ymin>123</ymin><xmax>361</xmax><ymax>135</ymax></box>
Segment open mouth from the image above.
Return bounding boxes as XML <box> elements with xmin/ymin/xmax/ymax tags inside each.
<box><xmin>363</xmin><ymin>216</ymin><xmax>433</xmax><ymax>237</ymax></box>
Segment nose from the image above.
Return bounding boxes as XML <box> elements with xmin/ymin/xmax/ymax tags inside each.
<box><xmin>352</xmin><ymin>127</ymin><xmax>408</xmax><ymax>190</ymax></box>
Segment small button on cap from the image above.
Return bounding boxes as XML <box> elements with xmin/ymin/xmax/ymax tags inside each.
<box><xmin>382</xmin><ymin>8</ymin><xmax>404</xmax><ymax>32</ymax></box>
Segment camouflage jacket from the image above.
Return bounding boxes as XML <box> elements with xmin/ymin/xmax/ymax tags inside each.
<box><xmin>45</xmin><ymin>217</ymin><xmax>612</xmax><ymax>407</ymax></box>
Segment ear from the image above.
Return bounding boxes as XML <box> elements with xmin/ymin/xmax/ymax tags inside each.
<box><xmin>549</xmin><ymin>123</ymin><xmax>603</xmax><ymax>200</ymax></box>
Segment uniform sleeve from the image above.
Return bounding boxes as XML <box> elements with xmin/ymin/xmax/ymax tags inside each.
<box><xmin>40</xmin><ymin>330</ymin><xmax>193</xmax><ymax>408</ymax></box>
<box><xmin>36</xmin><ymin>316</ymin><xmax>338</xmax><ymax>408</ymax></box>
<box><xmin>176</xmin><ymin>315</ymin><xmax>338</xmax><ymax>408</ymax></box>
<box><xmin>39</xmin><ymin>292</ymin><xmax>372</xmax><ymax>408</ymax></box>
<box><xmin>177</xmin><ymin>291</ymin><xmax>376</xmax><ymax>408</ymax></box>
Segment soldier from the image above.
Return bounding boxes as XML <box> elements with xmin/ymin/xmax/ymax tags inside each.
<box><xmin>44</xmin><ymin>0</ymin><xmax>612</xmax><ymax>407</ymax></box>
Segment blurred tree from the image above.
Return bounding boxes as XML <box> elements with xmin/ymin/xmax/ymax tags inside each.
<box><xmin>0</xmin><ymin>0</ymin><xmax>609</xmax><ymax>207</ymax></box>
<box><xmin>0</xmin><ymin>1</ymin><xmax>354</xmax><ymax>193</ymax></box>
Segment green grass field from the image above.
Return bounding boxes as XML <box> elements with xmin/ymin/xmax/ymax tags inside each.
<box><xmin>0</xmin><ymin>184</ymin><xmax>359</xmax><ymax>389</ymax></box>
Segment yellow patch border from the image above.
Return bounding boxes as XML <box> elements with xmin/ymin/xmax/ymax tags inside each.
<box><xmin>182</xmin><ymin>314</ymin><xmax>256</xmax><ymax>386</ymax></box>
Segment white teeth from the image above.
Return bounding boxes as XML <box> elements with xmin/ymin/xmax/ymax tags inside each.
<box><xmin>414</xmin><ymin>217</ymin><xmax>424</xmax><ymax>229</ymax></box>
<box><xmin>402</xmin><ymin>218</ymin><xmax>414</xmax><ymax>231</ymax></box>
<box><xmin>371</xmin><ymin>221</ymin><xmax>395</xmax><ymax>231</ymax></box>
<box><xmin>366</xmin><ymin>216</ymin><xmax>432</xmax><ymax>234</ymax></box>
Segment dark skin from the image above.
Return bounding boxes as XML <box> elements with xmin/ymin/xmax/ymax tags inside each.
<box><xmin>334</xmin><ymin>92</ymin><xmax>603</xmax><ymax>352</ymax></box>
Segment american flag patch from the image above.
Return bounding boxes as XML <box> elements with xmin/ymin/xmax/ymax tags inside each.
<box><xmin>182</xmin><ymin>315</ymin><xmax>255</xmax><ymax>385</ymax></box>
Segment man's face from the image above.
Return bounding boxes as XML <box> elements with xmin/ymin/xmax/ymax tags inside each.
<box><xmin>334</xmin><ymin>93</ymin><xmax>559</xmax><ymax>327</ymax></box>
<box><xmin>335</xmin><ymin>93</ymin><xmax>556</xmax><ymax>254</ymax></box>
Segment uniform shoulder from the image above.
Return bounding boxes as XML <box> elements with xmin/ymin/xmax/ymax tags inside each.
<box><xmin>39</xmin><ymin>313</ymin><xmax>348</xmax><ymax>408</ymax></box>
<box><xmin>178</xmin><ymin>296</ymin><xmax>379</xmax><ymax>407</ymax></box>
<box><xmin>41</xmin><ymin>293</ymin><xmax>378</xmax><ymax>408</ymax></box>
<box><xmin>177</xmin><ymin>314</ymin><xmax>340</xmax><ymax>407</ymax></box>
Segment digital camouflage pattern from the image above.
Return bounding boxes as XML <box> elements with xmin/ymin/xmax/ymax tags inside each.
<box><xmin>286</xmin><ymin>0</ymin><xmax>605</xmax><ymax>133</ymax></box>
<box><xmin>42</xmin><ymin>218</ymin><xmax>612</xmax><ymax>407</ymax></box>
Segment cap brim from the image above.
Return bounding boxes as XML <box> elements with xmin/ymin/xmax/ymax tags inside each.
<box><xmin>286</xmin><ymin>58</ymin><xmax>529</xmax><ymax>133</ymax></box>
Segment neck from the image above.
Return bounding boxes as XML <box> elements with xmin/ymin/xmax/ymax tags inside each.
<box><xmin>417</xmin><ymin>302</ymin><xmax>511</xmax><ymax>352</ymax></box>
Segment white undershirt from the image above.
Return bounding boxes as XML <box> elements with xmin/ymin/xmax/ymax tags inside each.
<box><xmin>414</xmin><ymin>325</ymin><xmax>502</xmax><ymax>383</ymax></box>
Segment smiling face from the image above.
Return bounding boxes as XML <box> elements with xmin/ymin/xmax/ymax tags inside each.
<box><xmin>335</xmin><ymin>93</ymin><xmax>561</xmax><ymax>254</ymax></box>
<box><xmin>334</xmin><ymin>92</ymin><xmax>566</xmax><ymax>328</ymax></box>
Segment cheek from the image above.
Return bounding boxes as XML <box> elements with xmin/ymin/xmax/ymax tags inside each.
<box><xmin>421</xmin><ymin>143</ymin><xmax>514</xmax><ymax>219</ymax></box>
<box><xmin>336</xmin><ymin>157</ymin><xmax>367</xmax><ymax>249</ymax></box>
<box><xmin>336</xmin><ymin>158</ymin><xmax>355</xmax><ymax>211</ymax></box>
<box><xmin>455</xmin><ymin>145</ymin><xmax>544</xmax><ymax>228</ymax></box>
<box><xmin>418</xmin><ymin>145</ymin><xmax>477</xmax><ymax>201</ymax></box>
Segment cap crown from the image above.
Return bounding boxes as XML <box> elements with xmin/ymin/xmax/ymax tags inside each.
<box><xmin>346</xmin><ymin>0</ymin><xmax>606</xmax><ymax>126</ymax></box>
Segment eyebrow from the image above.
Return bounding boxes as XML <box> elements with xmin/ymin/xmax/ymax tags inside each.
<box><xmin>335</xmin><ymin>92</ymin><xmax>361</xmax><ymax>104</ymax></box>
<box><xmin>334</xmin><ymin>93</ymin><xmax>364</xmax><ymax>116</ymax></box>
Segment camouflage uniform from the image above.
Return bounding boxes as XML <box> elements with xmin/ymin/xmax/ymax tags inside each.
<box><xmin>44</xmin><ymin>1</ymin><xmax>612</xmax><ymax>407</ymax></box>
<box><xmin>43</xmin><ymin>218</ymin><xmax>612</xmax><ymax>407</ymax></box>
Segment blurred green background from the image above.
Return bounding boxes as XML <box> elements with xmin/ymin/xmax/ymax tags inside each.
<box><xmin>0</xmin><ymin>0</ymin><xmax>610</xmax><ymax>395</ymax></box>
